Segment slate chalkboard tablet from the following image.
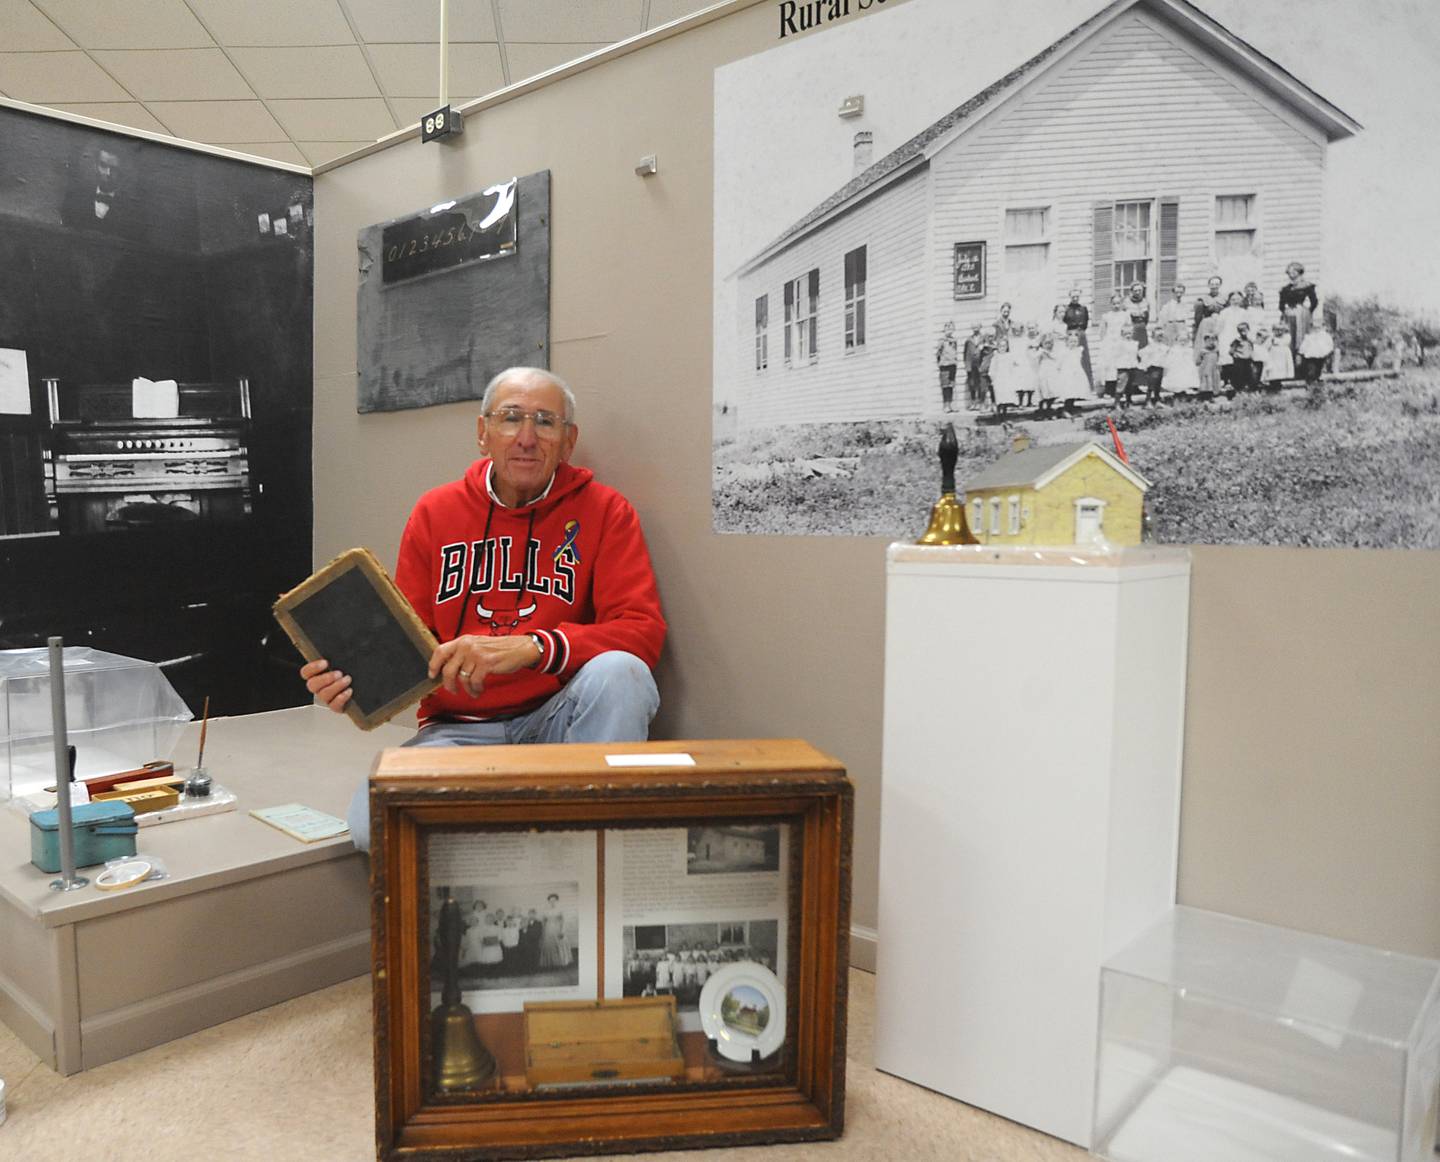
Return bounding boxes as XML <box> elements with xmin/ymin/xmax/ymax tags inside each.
<box><xmin>273</xmin><ymin>548</ymin><xmax>440</xmax><ymax>730</ymax></box>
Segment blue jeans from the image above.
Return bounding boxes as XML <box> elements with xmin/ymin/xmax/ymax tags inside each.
<box><xmin>348</xmin><ymin>651</ymin><xmax>658</xmax><ymax>852</ymax></box>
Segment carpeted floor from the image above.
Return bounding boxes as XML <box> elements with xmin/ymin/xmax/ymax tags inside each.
<box><xmin>0</xmin><ymin>969</ymin><xmax>1086</xmax><ymax>1161</ymax></box>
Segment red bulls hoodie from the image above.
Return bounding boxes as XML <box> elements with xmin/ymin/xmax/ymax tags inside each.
<box><xmin>394</xmin><ymin>459</ymin><xmax>666</xmax><ymax>726</ymax></box>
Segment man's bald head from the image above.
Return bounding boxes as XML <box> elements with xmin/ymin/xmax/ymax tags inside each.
<box><xmin>481</xmin><ymin>367</ymin><xmax>576</xmax><ymax>423</ymax></box>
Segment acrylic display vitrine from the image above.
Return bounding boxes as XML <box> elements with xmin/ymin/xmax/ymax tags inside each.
<box><xmin>1095</xmin><ymin>906</ymin><xmax>1440</xmax><ymax>1162</ymax></box>
<box><xmin>367</xmin><ymin>738</ymin><xmax>852</xmax><ymax>1160</ymax></box>
<box><xmin>0</xmin><ymin>646</ymin><xmax>191</xmax><ymax>800</ymax></box>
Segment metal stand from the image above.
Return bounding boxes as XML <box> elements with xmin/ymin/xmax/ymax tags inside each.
<box><xmin>48</xmin><ymin>637</ymin><xmax>88</xmax><ymax>892</ymax></box>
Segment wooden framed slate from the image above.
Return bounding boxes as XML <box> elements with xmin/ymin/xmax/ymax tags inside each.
<box><xmin>272</xmin><ymin>548</ymin><xmax>439</xmax><ymax>730</ymax></box>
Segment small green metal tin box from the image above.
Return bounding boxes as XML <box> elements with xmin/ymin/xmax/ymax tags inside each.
<box><xmin>30</xmin><ymin>801</ymin><xmax>138</xmax><ymax>872</ymax></box>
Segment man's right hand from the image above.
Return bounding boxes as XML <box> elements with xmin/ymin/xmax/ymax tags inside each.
<box><xmin>300</xmin><ymin>658</ymin><xmax>352</xmax><ymax>714</ymax></box>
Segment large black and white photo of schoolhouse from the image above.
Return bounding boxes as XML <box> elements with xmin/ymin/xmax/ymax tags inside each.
<box><xmin>621</xmin><ymin>919</ymin><xmax>780</xmax><ymax>1011</ymax></box>
<box><xmin>711</xmin><ymin>0</ymin><xmax>1440</xmax><ymax>548</ymax></box>
<box><xmin>429</xmin><ymin>881</ymin><xmax>580</xmax><ymax>991</ymax></box>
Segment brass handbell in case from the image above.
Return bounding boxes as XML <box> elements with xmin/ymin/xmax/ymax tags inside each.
<box><xmin>918</xmin><ymin>423</ymin><xmax>978</xmax><ymax>545</ymax></box>
<box><xmin>433</xmin><ymin>893</ymin><xmax>497</xmax><ymax>1091</ymax></box>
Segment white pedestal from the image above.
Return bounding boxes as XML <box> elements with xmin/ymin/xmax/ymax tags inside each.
<box><xmin>874</xmin><ymin>544</ymin><xmax>1191</xmax><ymax>1148</ymax></box>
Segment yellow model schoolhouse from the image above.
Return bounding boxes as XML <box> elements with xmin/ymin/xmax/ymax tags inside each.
<box><xmin>963</xmin><ymin>440</ymin><xmax>1150</xmax><ymax>546</ymax></box>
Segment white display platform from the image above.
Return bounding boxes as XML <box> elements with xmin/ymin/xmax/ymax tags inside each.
<box><xmin>874</xmin><ymin>543</ymin><xmax>1191</xmax><ymax>1148</ymax></box>
<box><xmin>0</xmin><ymin>706</ymin><xmax>409</xmax><ymax>1074</ymax></box>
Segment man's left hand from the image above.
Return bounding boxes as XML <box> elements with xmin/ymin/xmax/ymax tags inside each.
<box><xmin>429</xmin><ymin>634</ymin><xmax>542</xmax><ymax>697</ymax></box>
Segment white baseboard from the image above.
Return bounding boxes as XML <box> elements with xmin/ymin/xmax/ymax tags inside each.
<box><xmin>850</xmin><ymin>923</ymin><xmax>877</xmax><ymax>973</ymax></box>
<box><xmin>0</xmin><ymin>965</ymin><xmax>56</xmax><ymax>1068</ymax></box>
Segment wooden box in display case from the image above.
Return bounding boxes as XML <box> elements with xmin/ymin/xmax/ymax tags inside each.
<box><xmin>367</xmin><ymin>738</ymin><xmax>853</xmax><ymax>1160</ymax></box>
<box><xmin>523</xmin><ymin>997</ymin><xmax>684</xmax><ymax>1087</ymax></box>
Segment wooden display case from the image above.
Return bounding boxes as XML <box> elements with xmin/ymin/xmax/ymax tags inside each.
<box><xmin>368</xmin><ymin>738</ymin><xmax>852</xmax><ymax>1160</ymax></box>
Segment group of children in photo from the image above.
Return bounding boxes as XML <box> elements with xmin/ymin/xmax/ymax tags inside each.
<box><xmin>624</xmin><ymin>944</ymin><xmax>777</xmax><ymax>1008</ymax></box>
<box><xmin>938</xmin><ymin>268</ymin><xmax>1336</xmax><ymax>416</ymax></box>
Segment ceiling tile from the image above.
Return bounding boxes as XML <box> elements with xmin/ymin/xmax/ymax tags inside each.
<box><xmin>0</xmin><ymin>51</ymin><xmax>129</xmax><ymax>102</ymax></box>
<box><xmin>388</xmin><ymin>94</ymin><xmax>479</xmax><ymax>128</ymax></box>
<box><xmin>185</xmin><ymin>0</ymin><xmax>355</xmax><ymax>47</ymax></box>
<box><xmin>229</xmin><ymin>46</ymin><xmax>379</xmax><ymax>99</ymax></box>
<box><xmin>366</xmin><ymin>43</ymin><xmax>503</xmax><ymax>98</ymax></box>
<box><xmin>297</xmin><ymin>139</ymin><xmax>371</xmax><ymax>166</ymax></box>
<box><xmin>647</xmin><ymin>0</ymin><xmax>709</xmax><ymax>29</ymax></box>
<box><xmin>1</xmin><ymin>1</ymin><xmax>75</xmax><ymax>50</ymax></box>
<box><xmin>343</xmin><ymin>0</ymin><xmax>496</xmax><ymax>44</ymax></box>
<box><xmin>90</xmin><ymin>49</ymin><xmax>254</xmax><ymax>101</ymax></box>
<box><xmin>505</xmin><ymin>43</ymin><xmax>611</xmax><ymax>83</ymax></box>
<box><xmin>267</xmin><ymin>96</ymin><xmax>395</xmax><ymax>140</ymax></box>
<box><xmin>498</xmin><ymin>0</ymin><xmax>643</xmax><ymax>43</ymax></box>
<box><xmin>33</xmin><ymin>0</ymin><xmax>213</xmax><ymax>49</ymax></box>
<box><xmin>222</xmin><ymin>141</ymin><xmax>310</xmax><ymax>166</ymax></box>
<box><xmin>51</xmin><ymin>101</ymin><xmax>171</xmax><ymax>134</ymax></box>
<box><xmin>147</xmin><ymin>99</ymin><xmax>289</xmax><ymax>142</ymax></box>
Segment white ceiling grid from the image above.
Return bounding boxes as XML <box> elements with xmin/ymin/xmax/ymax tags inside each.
<box><xmin>0</xmin><ymin>0</ymin><xmax>713</xmax><ymax>168</ymax></box>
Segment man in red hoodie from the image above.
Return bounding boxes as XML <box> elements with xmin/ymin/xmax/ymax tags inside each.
<box><xmin>301</xmin><ymin>367</ymin><xmax>666</xmax><ymax>850</ymax></box>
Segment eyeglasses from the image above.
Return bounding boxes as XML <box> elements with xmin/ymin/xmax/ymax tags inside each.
<box><xmin>485</xmin><ymin>408</ymin><xmax>569</xmax><ymax>438</ymax></box>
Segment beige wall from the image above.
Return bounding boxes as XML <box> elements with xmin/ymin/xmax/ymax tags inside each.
<box><xmin>311</xmin><ymin>2</ymin><xmax>1440</xmax><ymax>958</ymax></box>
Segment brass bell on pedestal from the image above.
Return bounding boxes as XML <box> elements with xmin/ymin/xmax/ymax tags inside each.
<box><xmin>918</xmin><ymin>423</ymin><xmax>978</xmax><ymax>546</ymax></box>
<box><xmin>433</xmin><ymin>893</ymin><xmax>497</xmax><ymax>1091</ymax></box>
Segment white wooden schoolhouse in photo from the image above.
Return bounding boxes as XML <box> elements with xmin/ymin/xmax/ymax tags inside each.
<box><xmin>729</xmin><ymin>0</ymin><xmax>1359</xmax><ymax>427</ymax></box>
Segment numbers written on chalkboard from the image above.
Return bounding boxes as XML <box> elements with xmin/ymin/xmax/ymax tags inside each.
<box><xmin>380</xmin><ymin>179</ymin><xmax>518</xmax><ymax>285</ymax></box>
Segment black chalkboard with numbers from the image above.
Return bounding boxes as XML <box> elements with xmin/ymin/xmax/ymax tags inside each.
<box><xmin>272</xmin><ymin>548</ymin><xmax>439</xmax><ymax>730</ymax></box>
<box><xmin>952</xmin><ymin>241</ymin><xmax>986</xmax><ymax>300</ymax></box>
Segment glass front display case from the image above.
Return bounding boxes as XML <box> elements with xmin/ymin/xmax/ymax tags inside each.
<box><xmin>370</xmin><ymin>739</ymin><xmax>851</xmax><ymax>1160</ymax></box>
<box><xmin>1094</xmin><ymin>906</ymin><xmax>1440</xmax><ymax>1162</ymax></box>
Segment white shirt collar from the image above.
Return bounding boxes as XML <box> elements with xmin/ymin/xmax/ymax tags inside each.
<box><xmin>484</xmin><ymin>461</ymin><xmax>556</xmax><ymax>508</ymax></box>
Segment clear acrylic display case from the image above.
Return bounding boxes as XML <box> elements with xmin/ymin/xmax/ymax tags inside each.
<box><xmin>1095</xmin><ymin>906</ymin><xmax>1440</xmax><ymax>1162</ymax></box>
<box><xmin>0</xmin><ymin>647</ymin><xmax>192</xmax><ymax>801</ymax></box>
